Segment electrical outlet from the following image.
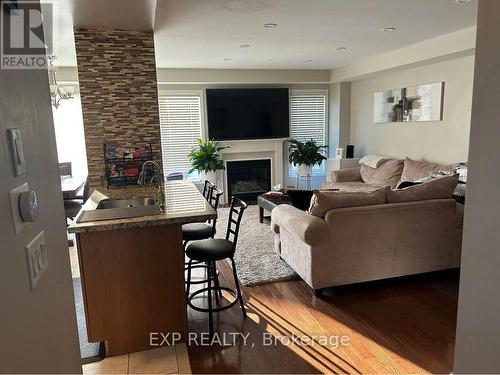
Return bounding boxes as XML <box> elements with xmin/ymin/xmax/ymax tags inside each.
<box><xmin>25</xmin><ymin>231</ymin><xmax>48</xmax><ymax>290</ymax></box>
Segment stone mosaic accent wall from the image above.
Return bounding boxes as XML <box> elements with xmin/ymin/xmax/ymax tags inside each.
<box><xmin>74</xmin><ymin>28</ymin><xmax>161</xmax><ymax>187</ymax></box>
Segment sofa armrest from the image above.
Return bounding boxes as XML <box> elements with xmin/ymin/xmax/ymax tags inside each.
<box><xmin>331</xmin><ymin>167</ymin><xmax>362</xmax><ymax>183</ymax></box>
<box><xmin>271</xmin><ymin>205</ymin><xmax>329</xmax><ymax>246</ymax></box>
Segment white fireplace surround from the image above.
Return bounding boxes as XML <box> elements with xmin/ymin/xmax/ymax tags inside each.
<box><xmin>215</xmin><ymin>138</ymin><xmax>286</xmax><ymax>203</ymax></box>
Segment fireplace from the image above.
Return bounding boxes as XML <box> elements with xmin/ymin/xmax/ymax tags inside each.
<box><xmin>226</xmin><ymin>159</ymin><xmax>271</xmax><ymax>201</ymax></box>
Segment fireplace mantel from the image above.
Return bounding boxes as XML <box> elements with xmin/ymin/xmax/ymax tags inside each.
<box><xmin>215</xmin><ymin>138</ymin><xmax>286</xmax><ymax>203</ymax></box>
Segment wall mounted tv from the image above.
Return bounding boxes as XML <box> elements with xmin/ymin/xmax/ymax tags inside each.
<box><xmin>206</xmin><ymin>88</ymin><xmax>289</xmax><ymax>141</ymax></box>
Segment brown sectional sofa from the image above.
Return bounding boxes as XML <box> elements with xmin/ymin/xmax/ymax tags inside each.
<box><xmin>271</xmin><ymin>157</ymin><xmax>464</xmax><ymax>296</ymax></box>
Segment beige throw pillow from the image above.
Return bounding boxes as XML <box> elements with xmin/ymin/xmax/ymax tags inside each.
<box><xmin>386</xmin><ymin>175</ymin><xmax>459</xmax><ymax>203</ymax></box>
<box><xmin>308</xmin><ymin>188</ymin><xmax>387</xmax><ymax>218</ymax></box>
<box><xmin>399</xmin><ymin>157</ymin><xmax>454</xmax><ymax>183</ymax></box>
<box><xmin>360</xmin><ymin>159</ymin><xmax>404</xmax><ymax>188</ymax></box>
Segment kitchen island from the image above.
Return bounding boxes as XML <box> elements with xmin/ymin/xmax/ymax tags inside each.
<box><xmin>68</xmin><ymin>181</ymin><xmax>216</xmax><ymax>356</ymax></box>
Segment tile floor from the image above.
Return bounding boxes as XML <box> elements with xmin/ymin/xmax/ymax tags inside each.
<box><xmin>70</xmin><ymin>242</ymin><xmax>191</xmax><ymax>374</ymax></box>
<box><xmin>82</xmin><ymin>345</ymin><xmax>191</xmax><ymax>374</ymax></box>
<box><xmin>69</xmin><ymin>243</ymin><xmax>80</xmax><ymax>278</ymax></box>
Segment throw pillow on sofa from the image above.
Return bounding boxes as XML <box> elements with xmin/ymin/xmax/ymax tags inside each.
<box><xmin>398</xmin><ymin>157</ymin><xmax>454</xmax><ymax>184</ymax></box>
<box><xmin>286</xmin><ymin>189</ymin><xmax>315</xmax><ymax>211</ymax></box>
<box><xmin>359</xmin><ymin>159</ymin><xmax>404</xmax><ymax>188</ymax></box>
<box><xmin>387</xmin><ymin>174</ymin><xmax>459</xmax><ymax>203</ymax></box>
<box><xmin>308</xmin><ymin>188</ymin><xmax>387</xmax><ymax>218</ymax></box>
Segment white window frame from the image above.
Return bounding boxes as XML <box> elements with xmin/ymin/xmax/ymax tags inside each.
<box><xmin>157</xmin><ymin>89</ymin><xmax>205</xmax><ymax>179</ymax></box>
<box><xmin>288</xmin><ymin>89</ymin><xmax>329</xmax><ymax>177</ymax></box>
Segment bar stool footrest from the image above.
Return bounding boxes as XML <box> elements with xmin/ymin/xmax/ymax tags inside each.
<box><xmin>187</xmin><ymin>286</ymin><xmax>238</xmax><ymax>313</ymax></box>
<box><xmin>184</xmin><ymin>264</ymin><xmax>219</xmax><ymax>285</ymax></box>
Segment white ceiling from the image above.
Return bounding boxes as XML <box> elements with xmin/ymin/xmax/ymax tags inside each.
<box><xmin>46</xmin><ymin>0</ymin><xmax>156</xmax><ymax>66</ymax></box>
<box><xmin>47</xmin><ymin>0</ymin><xmax>477</xmax><ymax>69</ymax></box>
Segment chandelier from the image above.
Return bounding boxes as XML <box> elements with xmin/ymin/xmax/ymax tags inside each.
<box><xmin>48</xmin><ymin>56</ymin><xmax>75</xmax><ymax>109</ymax></box>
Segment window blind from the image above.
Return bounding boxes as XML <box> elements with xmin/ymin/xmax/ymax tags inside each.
<box><xmin>289</xmin><ymin>91</ymin><xmax>328</xmax><ymax>175</ymax></box>
<box><xmin>158</xmin><ymin>95</ymin><xmax>202</xmax><ymax>176</ymax></box>
<box><xmin>290</xmin><ymin>92</ymin><xmax>327</xmax><ymax>144</ymax></box>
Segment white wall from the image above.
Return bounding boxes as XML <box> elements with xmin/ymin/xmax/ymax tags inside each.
<box><xmin>349</xmin><ymin>55</ymin><xmax>475</xmax><ymax>164</ymax></box>
<box><xmin>159</xmin><ymin>82</ymin><xmax>330</xmax><ymax>189</ymax></box>
<box><xmin>328</xmin><ymin>82</ymin><xmax>351</xmax><ymax>158</ymax></box>
<box><xmin>57</xmin><ymin>67</ymin><xmax>332</xmax><ymax>85</ymax></box>
<box><xmin>331</xmin><ymin>27</ymin><xmax>476</xmax><ymax>82</ymax></box>
<box><xmin>453</xmin><ymin>0</ymin><xmax>500</xmax><ymax>372</ymax></box>
<box><xmin>53</xmin><ymin>94</ymin><xmax>88</xmax><ymax>177</ymax></box>
<box><xmin>0</xmin><ymin>3</ymin><xmax>81</xmax><ymax>373</ymax></box>
<box><xmin>157</xmin><ymin>68</ymin><xmax>331</xmax><ymax>84</ymax></box>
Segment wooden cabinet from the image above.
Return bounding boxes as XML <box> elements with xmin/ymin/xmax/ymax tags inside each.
<box><xmin>76</xmin><ymin>224</ymin><xmax>187</xmax><ymax>356</ymax></box>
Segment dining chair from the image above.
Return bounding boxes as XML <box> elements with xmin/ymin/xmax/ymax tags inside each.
<box><xmin>58</xmin><ymin>162</ymin><xmax>72</xmax><ymax>177</ymax></box>
<box><xmin>64</xmin><ymin>177</ymin><xmax>90</xmax><ymax>221</ymax></box>
<box><xmin>202</xmin><ymin>180</ymin><xmax>213</xmax><ymax>200</ymax></box>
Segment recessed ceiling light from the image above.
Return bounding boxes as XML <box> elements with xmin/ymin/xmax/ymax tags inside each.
<box><xmin>454</xmin><ymin>0</ymin><xmax>471</xmax><ymax>3</ymax></box>
<box><xmin>336</xmin><ymin>46</ymin><xmax>347</xmax><ymax>51</ymax></box>
<box><xmin>264</xmin><ymin>23</ymin><xmax>278</xmax><ymax>28</ymax></box>
<box><xmin>304</xmin><ymin>59</ymin><xmax>313</xmax><ymax>63</ymax></box>
<box><xmin>381</xmin><ymin>26</ymin><xmax>397</xmax><ymax>32</ymax></box>
<box><xmin>240</xmin><ymin>44</ymin><xmax>250</xmax><ymax>48</ymax></box>
<box><xmin>266</xmin><ymin>59</ymin><xmax>273</xmax><ymax>62</ymax></box>
<box><xmin>222</xmin><ymin>58</ymin><xmax>232</xmax><ymax>61</ymax></box>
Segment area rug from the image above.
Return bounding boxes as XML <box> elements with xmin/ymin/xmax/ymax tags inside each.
<box><xmin>215</xmin><ymin>205</ymin><xmax>298</xmax><ymax>286</ymax></box>
<box><xmin>73</xmin><ymin>277</ymin><xmax>100</xmax><ymax>360</ymax></box>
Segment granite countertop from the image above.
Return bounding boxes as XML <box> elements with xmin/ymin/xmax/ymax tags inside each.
<box><xmin>68</xmin><ymin>180</ymin><xmax>216</xmax><ymax>233</ymax></box>
<box><xmin>91</xmin><ymin>185</ymin><xmax>157</xmax><ymax>199</ymax></box>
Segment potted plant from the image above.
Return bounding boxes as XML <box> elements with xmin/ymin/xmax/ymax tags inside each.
<box><xmin>288</xmin><ymin>139</ymin><xmax>328</xmax><ymax>177</ymax></box>
<box><xmin>188</xmin><ymin>138</ymin><xmax>228</xmax><ymax>182</ymax></box>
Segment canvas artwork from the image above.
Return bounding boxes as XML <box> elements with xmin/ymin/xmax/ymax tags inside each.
<box><xmin>373</xmin><ymin>82</ymin><xmax>444</xmax><ymax>123</ymax></box>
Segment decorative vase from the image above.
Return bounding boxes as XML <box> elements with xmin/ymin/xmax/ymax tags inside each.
<box><xmin>298</xmin><ymin>164</ymin><xmax>312</xmax><ymax>177</ymax></box>
<box><xmin>201</xmin><ymin>170</ymin><xmax>217</xmax><ymax>184</ymax></box>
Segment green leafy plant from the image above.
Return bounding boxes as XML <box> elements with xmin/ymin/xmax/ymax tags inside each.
<box><xmin>288</xmin><ymin>138</ymin><xmax>328</xmax><ymax>167</ymax></box>
<box><xmin>188</xmin><ymin>138</ymin><xmax>228</xmax><ymax>174</ymax></box>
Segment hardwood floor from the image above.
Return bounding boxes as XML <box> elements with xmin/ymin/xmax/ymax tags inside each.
<box><xmin>70</xmin><ymin>240</ymin><xmax>458</xmax><ymax>373</ymax></box>
<box><xmin>187</xmin><ymin>263</ymin><xmax>459</xmax><ymax>374</ymax></box>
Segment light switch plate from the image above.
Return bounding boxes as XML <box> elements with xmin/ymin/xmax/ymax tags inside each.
<box><xmin>25</xmin><ymin>231</ymin><xmax>48</xmax><ymax>290</ymax></box>
<box><xmin>7</xmin><ymin>128</ymin><xmax>27</xmax><ymax>176</ymax></box>
<box><xmin>9</xmin><ymin>182</ymin><xmax>29</xmax><ymax>234</ymax></box>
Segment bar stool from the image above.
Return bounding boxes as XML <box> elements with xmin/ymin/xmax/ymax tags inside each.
<box><xmin>181</xmin><ymin>185</ymin><xmax>222</xmax><ymax>247</ymax></box>
<box><xmin>185</xmin><ymin>196</ymin><xmax>247</xmax><ymax>336</ymax></box>
<box><xmin>181</xmin><ymin>185</ymin><xmax>223</xmax><ymax>297</ymax></box>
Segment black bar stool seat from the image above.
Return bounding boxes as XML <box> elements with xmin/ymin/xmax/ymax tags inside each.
<box><xmin>186</xmin><ymin>239</ymin><xmax>233</xmax><ymax>262</ymax></box>
<box><xmin>185</xmin><ymin>196</ymin><xmax>248</xmax><ymax>336</ymax></box>
<box><xmin>181</xmin><ymin>223</ymin><xmax>214</xmax><ymax>241</ymax></box>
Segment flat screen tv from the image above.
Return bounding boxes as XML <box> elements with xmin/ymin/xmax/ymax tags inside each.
<box><xmin>206</xmin><ymin>88</ymin><xmax>289</xmax><ymax>141</ymax></box>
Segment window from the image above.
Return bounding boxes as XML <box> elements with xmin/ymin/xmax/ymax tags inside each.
<box><xmin>52</xmin><ymin>93</ymin><xmax>88</xmax><ymax>177</ymax></box>
<box><xmin>289</xmin><ymin>90</ymin><xmax>328</xmax><ymax>176</ymax></box>
<box><xmin>158</xmin><ymin>93</ymin><xmax>203</xmax><ymax>178</ymax></box>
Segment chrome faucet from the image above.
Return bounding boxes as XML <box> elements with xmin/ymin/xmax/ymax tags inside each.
<box><xmin>137</xmin><ymin>160</ymin><xmax>164</xmax><ymax>187</ymax></box>
<box><xmin>138</xmin><ymin>160</ymin><xmax>165</xmax><ymax>212</ymax></box>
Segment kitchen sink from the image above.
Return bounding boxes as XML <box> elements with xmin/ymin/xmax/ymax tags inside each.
<box><xmin>77</xmin><ymin>197</ymin><xmax>160</xmax><ymax>223</ymax></box>
<box><xmin>96</xmin><ymin>197</ymin><xmax>156</xmax><ymax>209</ymax></box>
